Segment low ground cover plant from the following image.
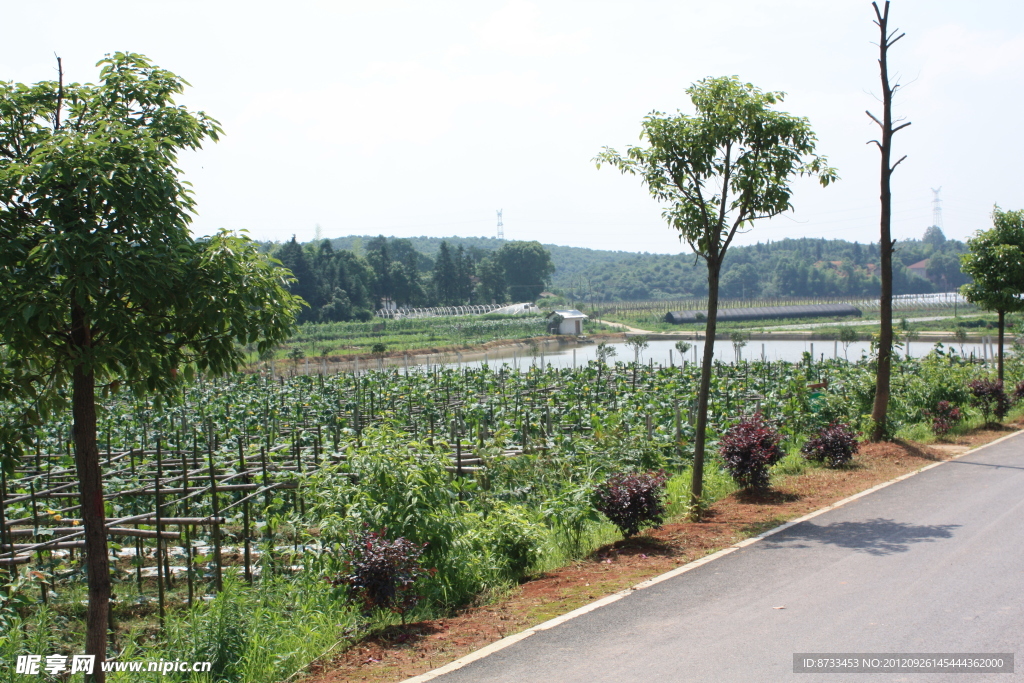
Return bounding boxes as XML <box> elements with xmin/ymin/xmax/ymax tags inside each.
<box><xmin>593</xmin><ymin>470</ymin><xmax>669</xmax><ymax>538</ymax></box>
<box><xmin>801</xmin><ymin>421</ymin><xmax>859</xmax><ymax>467</ymax></box>
<box><xmin>719</xmin><ymin>413</ymin><xmax>784</xmax><ymax>490</ymax></box>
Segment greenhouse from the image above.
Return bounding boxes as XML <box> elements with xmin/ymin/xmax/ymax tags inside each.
<box><xmin>664</xmin><ymin>303</ymin><xmax>862</xmax><ymax>324</ymax></box>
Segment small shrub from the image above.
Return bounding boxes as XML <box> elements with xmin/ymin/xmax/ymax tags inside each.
<box><xmin>968</xmin><ymin>378</ymin><xmax>1010</xmax><ymax>423</ymax></box>
<box><xmin>719</xmin><ymin>413</ymin><xmax>784</xmax><ymax>490</ymax></box>
<box><xmin>802</xmin><ymin>422</ymin><xmax>859</xmax><ymax>468</ymax></box>
<box><xmin>330</xmin><ymin>527</ymin><xmax>428</xmax><ymax>620</ymax></box>
<box><xmin>1014</xmin><ymin>380</ymin><xmax>1024</xmax><ymax>403</ymax></box>
<box><xmin>593</xmin><ymin>470</ymin><xmax>668</xmax><ymax>538</ymax></box>
<box><xmin>477</xmin><ymin>504</ymin><xmax>544</xmax><ymax>579</ymax></box>
<box><xmin>923</xmin><ymin>401</ymin><xmax>963</xmax><ymax>436</ymax></box>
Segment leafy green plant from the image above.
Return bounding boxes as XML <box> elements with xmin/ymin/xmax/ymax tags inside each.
<box><xmin>542</xmin><ymin>484</ymin><xmax>601</xmax><ymax>559</ymax></box>
<box><xmin>719</xmin><ymin>413</ymin><xmax>784</xmax><ymax>490</ymax></box>
<box><xmin>593</xmin><ymin>471</ymin><xmax>668</xmax><ymax>538</ymax></box>
<box><xmin>475</xmin><ymin>504</ymin><xmax>544</xmax><ymax>579</ymax></box>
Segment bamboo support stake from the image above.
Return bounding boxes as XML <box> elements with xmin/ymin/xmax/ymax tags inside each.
<box><xmin>239</xmin><ymin>439</ymin><xmax>252</xmax><ymax>584</ymax></box>
<box><xmin>207</xmin><ymin>433</ymin><xmax>223</xmax><ymax>593</ymax></box>
<box><xmin>155</xmin><ymin>438</ymin><xmax>166</xmax><ymax>627</ymax></box>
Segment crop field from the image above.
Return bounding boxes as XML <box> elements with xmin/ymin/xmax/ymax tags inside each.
<box><xmin>260</xmin><ymin>314</ymin><xmax>615</xmax><ymax>366</ymax></box>
<box><xmin>1</xmin><ymin>349</ymin><xmax>1017</xmax><ymax>682</ymax></box>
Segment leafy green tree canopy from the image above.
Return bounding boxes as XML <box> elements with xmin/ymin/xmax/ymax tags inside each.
<box><xmin>595</xmin><ymin>75</ymin><xmax>835</xmax><ymax>517</ymax></box>
<box><xmin>496</xmin><ymin>241</ymin><xmax>554</xmax><ymax>301</ymax></box>
<box><xmin>596</xmin><ymin>76</ymin><xmax>836</xmax><ymax>259</ymax></box>
<box><xmin>0</xmin><ymin>53</ymin><xmax>301</xmax><ymax>673</ymax></box>
<box><xmin>960</xmin><ymin>206</ymin><xmax>1024</xmax><ymax>381</ymax></box>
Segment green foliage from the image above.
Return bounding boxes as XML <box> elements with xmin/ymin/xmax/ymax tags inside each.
<box><xmin>473</xmin><ymin>503</ymin><xmax>545</xmax><ymax>579</ymax></box>
<box><xmin>960</xmin><ymin>207</ymin><xmax>1024</xmax><ymax>316</ymax></box>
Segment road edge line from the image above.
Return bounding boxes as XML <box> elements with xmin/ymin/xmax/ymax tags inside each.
<box><xmin>401</xmin><ymin>428</ymin><xmax>1022</xmax><ymax>682</ymax></box>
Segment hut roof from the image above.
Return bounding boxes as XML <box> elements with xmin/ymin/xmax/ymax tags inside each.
<box><xmin>549</xmin><ymin>309</ymin><xmax>588</xmax><ymax>320</ymax></box>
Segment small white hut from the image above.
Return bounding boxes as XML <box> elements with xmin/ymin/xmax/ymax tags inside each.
<box><xmin>548</xmin><ymin>309</ymin><xmax>588</xmax><ymax>336</ymax></box>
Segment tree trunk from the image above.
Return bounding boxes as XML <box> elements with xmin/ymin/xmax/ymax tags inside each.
<box><xmin>71</xmin><ymin>303</ymin><xmax>110</xmax><ymax>682</ymax></box>
<box><xmin>997</xmin><ymin>309</ymin><xmax>1005</xmax><ymax>383</ymax></box>
<box><xmin>690</xmin><ymin>261</ymin><xmax>721</xmax><ymax>518</ymax></box>
<box><xmin>869</xmin><ymin>1</ymin><xmax>906</xmax><ymax>442</ymax></box>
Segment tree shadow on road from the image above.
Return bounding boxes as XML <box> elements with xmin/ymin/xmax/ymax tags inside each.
<box><xmin>757</xmin><ymin>517</ymin><xmax>960</xmax><ymax>556</ymax></box>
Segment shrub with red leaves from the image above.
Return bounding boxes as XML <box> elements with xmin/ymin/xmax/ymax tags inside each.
<box><xmin>968</xmin><ymin>378</ymin><xmax>1010</xmax><ymax>423</ymax></box>
<box><xmin>593</xmin><ymin>470</ymin><xmax>668</xmax><ymax>538</ymax></box>
<box><xmin>719</xmin><ymin>413</ymin><xmax>784</xmax><ymax>490</ymax></box>
<box><xmin>330</xmin><ymin>527</ymin><xmax>428</xmax><ymax>618</ymax></box>
<box><xmin>923</xmin><ymin>401</ymin><xmax>963</xmax><ymax>436</ymax></box>
<box><xmin>801</xmin><ymin>422</ymin><xmax>859</xmax><ymax>468</ymax></box>
<box><xmin>1014</xmin><ymin>380</ymin><xmax>1024</xmax><ymax>404</ymax></box>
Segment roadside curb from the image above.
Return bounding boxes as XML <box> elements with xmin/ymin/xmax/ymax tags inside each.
<box><xmin>400</xmin><ymin>428</ymin><xmax>1023</xmax><ymax>683</ymax></box>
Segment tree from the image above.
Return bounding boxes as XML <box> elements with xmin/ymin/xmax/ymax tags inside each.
<box><xmin>596</xmin><ymin>76</ymin><xmax>835</xmax><ymax>518</ymax></box>
<box><xmin>432</xmin><ymin>240</ymin><xmax>458</xmax><ymax>305</ymax></box>
<box><xmin>496</xmin><ymin>241</ymin><xmax>554</xmax><ymax>301</ymax></box>
<box><xmin>867</xmin><ymin>1</ymin><xmax>912</xmax><ymax>441</ymax></box>
<box><xmin>476</xmin><ymin>253</ymin><xmax>508</xmax><ymax>303</ymax></box>
<box><xmin>960</xmin><ymin>207</ymin><xmax>1024</xmax><ymax>382</ymax></box>
<box><xmin>0</xmin><ymin>54</ymin><xmax>301</xmax><ymax>677</ymax></box>
<box><xmin>923</xmin><ymin>225</ymin><xmax>946</xmax><ymax>249</ymax></box>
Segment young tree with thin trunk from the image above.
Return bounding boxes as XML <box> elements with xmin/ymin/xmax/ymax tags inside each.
<box><xmin>867</xmin><ymin>1</ymin><xmax>911</xmax><ymax>441</ymax></box>
<box><xmin>0</xmin><ymin>54</ymin><xmax>301</xmax><ymax>679</ymax></box>
<box><xmin>959</xmin><ymin>207</ymin><xmax>1024</xmax><ymax>383</ymax></box>
<box><xmin>596</xmin><ymin>76</ymin><xmax>835</xmax><ymax>518</ymax></box>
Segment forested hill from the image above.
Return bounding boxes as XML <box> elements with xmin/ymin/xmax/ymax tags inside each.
<box><xmin>262</xmin><ymin>228</ymin><xmax>967</xmax><ymax>322</ymax></box>
<box><xmin>325</xmin><ymin>230</ymin><xmax>968</xmax><ymax>301</ymax></box>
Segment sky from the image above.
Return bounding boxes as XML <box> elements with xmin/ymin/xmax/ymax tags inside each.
<box><xmin>4</xmin><ymin>1</ymin><xmax>1023</xmax><ymax>254</ymax></box>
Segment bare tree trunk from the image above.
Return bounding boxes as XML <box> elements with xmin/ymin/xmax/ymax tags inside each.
<box><xmin>71</xmin><ymin>303</ymin><xmax>109</xmax><ymax>682</ymax></box>
<box><xmin>868</xmin><ymin>0</ymin><xmax>909</xmax><ymax>442</ymax></box>
<box><xmin>690</xmin><ymin>261</ymin><xmax>721</xmax><ymax>518</ymax></box>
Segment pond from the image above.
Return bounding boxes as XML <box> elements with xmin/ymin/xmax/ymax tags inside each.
<box><xmin>418</xmin><ymin>338</ymin><xmax>994</xmax><ymax>371</ymax></box>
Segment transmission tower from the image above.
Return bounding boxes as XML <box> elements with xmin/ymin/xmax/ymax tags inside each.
<box><xmin>496</xmin><ymin>209</ymin><xmax>504</xmax><ymax>239</ymax></box>
<box><xmin>931</xmin><ymin>187</ymin><xmax>943</xmax><ymax>229</ymax></box>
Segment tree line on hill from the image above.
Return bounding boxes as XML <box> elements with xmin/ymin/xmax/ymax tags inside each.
<box><xmin>269</xmin><ymin>236</ymin><xmax>554</xmax><ymax>322</ymax></box>
<box><xmin>557</xmin><ymin>227</ymin><xmax>969</xmax><ymax>303</ymax></box>
<box><xmin>265</xmin><ymin>225</ymin><xmax>970</xmax><ymax>322</ymax></box>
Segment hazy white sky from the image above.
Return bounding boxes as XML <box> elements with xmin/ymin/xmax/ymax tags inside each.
<box><xmin>4</xmin><ymin>1</ymin><xmax>1022</xmax><ymax>253</ymax></box>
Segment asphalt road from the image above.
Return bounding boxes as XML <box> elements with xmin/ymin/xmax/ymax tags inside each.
<box><xmin>426</xmin><ymin>432</ymin><xmax>1024</xmax><ymax>683</ymax></box>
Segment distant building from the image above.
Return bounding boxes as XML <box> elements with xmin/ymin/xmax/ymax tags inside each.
<box><xmin>548</xmin><ymin>309</ymin><xmax>588</xmax><ymax>335</ymax></box>
<box><xmin>907</xmin><ymin>258</ymin><xmax>930</xmax><ymax>279</ymax></box>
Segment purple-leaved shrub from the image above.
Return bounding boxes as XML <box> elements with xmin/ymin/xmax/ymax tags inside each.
<box><xmin>593</xmin><ymin>471</ymin><xmax>668</xmax><ymax>538</ymax></box>
<box><xmin>968</xmin><ymin>378</ymin><xmax>1010</xmax><ymax>423</ymax></box>
<box><xmin>719</xmin><ymin>413</ymin><xmax>784</xmax><ymax>490</ymax></box>
<box><xmin>801</xmin><ymin>422</ymin><xmax>859</xmax><ymax>468</ymax></box>
<box><xmin>923</xmin><ymin>401</ymin><xmax>963</xmax><ymax>436</ymax></box>
<box><xmin>330</xmin><ymin>527</ymin><xmax>428</xmax><ymax>620</ymax></box>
